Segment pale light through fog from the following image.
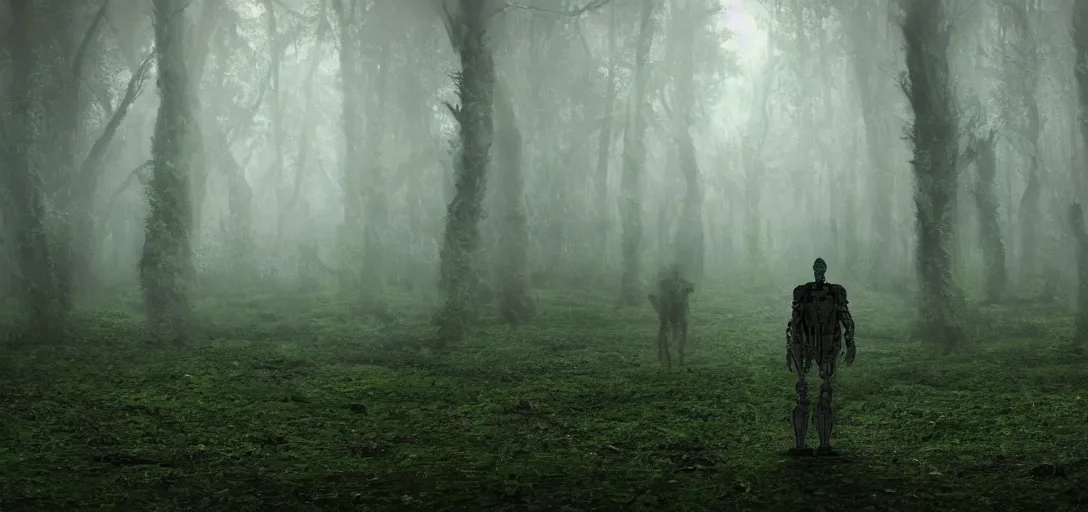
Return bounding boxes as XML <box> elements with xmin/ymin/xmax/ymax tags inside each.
<box><xmin>721</xmin><ymin>0</ymin><xmax>765</xmax><ymax>65</ymax></box>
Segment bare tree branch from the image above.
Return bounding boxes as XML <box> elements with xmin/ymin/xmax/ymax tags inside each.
<box><xmin>574</xmin><ymin>18</ymin><xmax>594</xmax><ymax>59</ymax></box>
<box><xmin>103</xmin><ymin>159</ymin><xmax>154</xmax><ymax>219</ymax></box>
<box><xmin>75</xmin><ymin>50</ymin><xmax>154</xmax><ymax>194</ymax></box>
<box><xmin>223</xmin><ymin>40</ymin><xmax>279</xmax><ymax>146</ymax></box>
<box><xmin>81</xmin><ymin>80</ymin><xmax>114</xmax><ymax>122</ymax></box>
<box><xmin>502</xmin><ymin>0</ymin><xmax>613</xmax><ymax>17</ymax></box>
<box><xmin>272</xmin><ymin>0</ymin><xmax>314</xmax><ymax>22</ymax></box>
<box><xmin>72</xmin><ymin>0</ymin><xmax>111</xmax><ymax>78</ymax></box>
<box><xmin>435</xmin><ymin>0</ymin><xmax>460</xmax><ymax>48</ymax></box>
<box><xmin>658</xmin><ymin>86</ymin><xmax>673</xmax><ymax>119</ymax></box>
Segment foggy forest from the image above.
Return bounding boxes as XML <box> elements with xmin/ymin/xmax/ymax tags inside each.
<box><xmin>1</xmin><ymin>0</ymin><xmax>1087</xmax><ymax>509</ymax></box>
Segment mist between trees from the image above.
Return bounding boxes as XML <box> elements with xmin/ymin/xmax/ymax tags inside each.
<box><xmin>0</xmin><ymin>0</ymin><xmax>1086</xmax><ymax>351</ymax></box>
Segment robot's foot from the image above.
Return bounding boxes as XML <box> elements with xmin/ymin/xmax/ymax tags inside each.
<box><xmin>786</xmin><ymin>447</ymin><xmax>814</xmax><ymax>457</ymax></box>
<box><xmin>815</xmin><ymin>446</ymin><xmax>839</xmax><ymax>456</ymax></box>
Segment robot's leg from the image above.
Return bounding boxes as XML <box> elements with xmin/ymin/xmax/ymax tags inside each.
<box><xmin>790</xmin><ymin>373</ymin><xmax>809</xmax><ymax>450</ymax></box>
<box><xmin>676</xmin><ymin>322</ymin><xmax>687</xmax><ymax>367</ymax></box>
<box><xmin>657</xmin><ymin>323</ymin><xmax>671</xmax><ymax>369</ymax></box>
<box><xmin>813</xmin><ymin>363</ymin><xmax>836</xmax><ymax>454</ymax></box>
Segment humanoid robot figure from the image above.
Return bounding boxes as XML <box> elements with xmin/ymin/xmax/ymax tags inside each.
<box><xmin>648</xmin><ymin>264</ymin><xmax>694</xmax><ymax>368</ymax></box>
<box><xmin>786</xmin><ymin>258</ymin><xmax>856</xmax><ymax>456</ymax></box>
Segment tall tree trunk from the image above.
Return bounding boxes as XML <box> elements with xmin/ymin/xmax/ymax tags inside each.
<box><xmin>493</xmin><ymin>81</ymin><xmax>535</xmax><ymax>325</ymax></box>
<box><xmin>276</xmin><ymin>5</ymin><xmax>328</xmax><ymax>258</ymax></box>
<box><xmin>2</xmin><ymin>0</ymin><xmax>65</xmax><ymax>338</ymax></box>
<box><xmin>207</xmin><ymin>122</ymin><xmax>254</xmax><ymax>277</ymax></box>
<box><xmin>140</xmin><ymin>0</ymin><xmax>197</xmax><ymax>345</ymax></box>
<box><xmin>47</xmin><ymin>0</ymin><xmax>88</xmax><ymax>311</ymax></box>
<box><xmin>1069</xmin><ymin>205</ymin><xmax>1088</xmax><ymax>344</ymax></box>
<box><xmin>743</xmin><ymin>0</ymin><xmax>777</xmax><ymax>278</ymax></box>
<box><xmin>1072</xmin><ymin>0</ymin><xmax>1088</xmax><ymax>343</ymax></box>
<box><xmin>264</xmin><ymin>0</ymin><xmax>286</xmax><ymax>238</ymax></box>
<box><xmin>671</xmin><ymin>0</ymin><xmax>705</xmax><ymax>283</ymax></box>
<box><xmin>619</xmin><ymin>0</ymin><xmax>657</xmax><ymax>305</ymax></box>
<box><xmin>901</xmin><ymin>0</ymin><xmax>964</xmax><ymax>352</ymax></box>
<box><xmin>397</xmin><ymin>45</ymin><xmax>441</xmax><ymax>296</ymax></box>
<box><xmin>1020</xmin><ymin>143</ymin><xmax>1044</xmax><ymax>290</ymax></box>
<box><xmin>332</xmin><ymin>0</ymin><xmax>366</xmax><ymax>293</ymax></box>
<box><xmin>844</xmin><ymin>4</ymin><xmax>899</xmax><ymax>288</ymax></box>
<box><xmin>362</xmin><ymin>40</ymin><xmax>393</xmax><ymax>298</ymax></box>
<box><xmin>1072</xmin><ymin>103</ymin><xmax>1084</xmax><ymax>205</ymax></box>
<box><xmin>68</xmin><ymin>47</ymin><xmax>153</xmax><ymax>303</ymax></box>
<box><xmin>435</xmin><ymin>0</ymin><xmax>496</xmax><ymax>343</ymax></box>
<box><xmin>186</xmin><ymin>0</ymin><xmax>222</xmax><ymax>236</ymax></box>
<box><xmin>970</xmin><ymin>129</ymin><xmax>1007</xmax><ymax>303</ymax></box>
<box><xmin>592</xmin><ymin>3</ymin><xmax>618</xmax><ymax>280</ymax></box>
<box><xmin>1002</xmin><ymin>4</ymin><xmax>1044</xmax><ymax>289</ymax></box>
<box><xmin>814</xmin><ymin>15</ymin><xmax>852</xmax><ymax>272</ymax></box>
<box><xmin>200</xmin><ymin>11</ymin><xmax>264</xmax><ymax>282</ymax></box>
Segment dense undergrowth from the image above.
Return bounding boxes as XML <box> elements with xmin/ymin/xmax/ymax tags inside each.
<box><xmin>1</xmin><ymin>285</ymin><xmax>1086</xmax><ymax>511</ymax></box>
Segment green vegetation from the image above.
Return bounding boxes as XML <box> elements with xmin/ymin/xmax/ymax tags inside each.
<box><xmin>1</xmin><ymin>288</ymin><xmax>1086</xmax><ymax>510</ymax></box>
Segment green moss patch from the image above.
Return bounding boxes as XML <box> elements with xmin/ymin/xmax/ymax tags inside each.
<box><xmin>1</xmin><ymin>288</ymin><xmax>1085</xmax><ymax>510</ymax></box>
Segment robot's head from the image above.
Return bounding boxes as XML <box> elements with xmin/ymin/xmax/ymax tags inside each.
<box><xmin>813</xmin><ymin>258</ymin><xmax>827</xmax><ymax>283</ymax></box>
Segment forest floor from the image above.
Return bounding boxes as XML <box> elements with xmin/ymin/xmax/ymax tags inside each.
<box><xmin>1</xmin><ymin>285</ymin><xmax>1087</xmax><ymax>511</ymax></box>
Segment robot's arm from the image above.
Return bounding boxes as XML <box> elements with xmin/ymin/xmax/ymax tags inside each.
<box><xmin>836</xmin><ymin>285</ymin><xmax>857</xmax><ymax>367</ymax></box>
<box><xmin>788</xmin><ymin>285</ymin><xmax>804</xmax><ymax>333</ymax></box>
<box><xmin>680</xmin><ymin>278</ymin><xmax>695</xmax><ymax>293</ymax></box>
<box><xmin>836</xmin><ymin>286</ymin><xmax>855</xmax><ymax>346</ymax></box>
<box><xmin>786</xmin><ymin>286</ymin><xmax>804</xmax><ymax>372</ymax></box>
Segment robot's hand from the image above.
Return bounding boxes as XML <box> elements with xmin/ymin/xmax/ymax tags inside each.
<box><xmin>844</xmin><ymin>342</ymin><xmax>856</xmax><ymax>367</ymax></box>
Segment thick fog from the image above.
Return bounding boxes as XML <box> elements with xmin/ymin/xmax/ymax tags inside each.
<box><xmin>6</xmin><ymin>1</ymin><xmax>1088</xmax><ymax>508</ymax></box>
<box><xmin>0</xmin><ymin>0</ymin><xmax>1085</xmax><ymax>347</ymax></box>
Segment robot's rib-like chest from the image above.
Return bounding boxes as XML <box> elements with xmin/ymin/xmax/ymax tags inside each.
<box><xmin>801</xmin><ymin>285</ymin><xmax>838</xmax><ymax>328</ymax></box>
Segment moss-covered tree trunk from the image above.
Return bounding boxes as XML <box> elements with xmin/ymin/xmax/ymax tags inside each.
<box><xmin>592</xmin><ymin>3</ymin><xmax>618</xmax><ymax>280</ymax></box>
<box><xmin>901</xmin><ymin>0</ymin><xmax>964</xmax><ymax>352</ymax></box>
<box><xmin>436</xmin><ymin>0</ymin><xmax>495</xmax><ymax>343</ymax></box>
<box><xmin>493</xmin><ymin>81</ymin><xmax>535</xmax><ymax>325</ymax></box>
<box><xmin>670</xmin><ymin>0</ymin><xmax>705</xmax><ymax>283</ymax></box>
<box><xmin>1072</xmin><ymin>0</ymin><xmax>1088</xmax><ymax>343</ymax></box>
<box><xmin>970</xmin><ymin>129</ymin><xmax>1007</xmax><ymax>303</ymax></box>
<box><xmin>619</xmin><ymin>0</ymin><xmax>657</xmax><ymax>305</ymax></box>
<box><xmin>139</xmin><ymin>0</ymin><xmax>197</xmax><ymax>345</ymax></box>
<box><xmin>2</xmin><ymin>0</ymin><xmax>64</xmax><ymax>338</ymax></box>
<box><xmin>45</xmin><ymin>1</ymin><xmax>84</xmax><ymax>312</ymax></box>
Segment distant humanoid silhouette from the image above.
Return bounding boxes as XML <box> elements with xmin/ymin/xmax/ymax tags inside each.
<box><xmin>648</xmin><ymin>264</ymin><xmax>694</xmax><ymax>368</ymax></box>
<box><xmin>786</xmin><ymin>258</ymin><xmax>856</xmax><ymax>455</ymax></box>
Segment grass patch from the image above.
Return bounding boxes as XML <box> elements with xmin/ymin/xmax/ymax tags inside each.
<box><xmin>1</xmin><ymin>286</ymin><xmax>1086</xmax><ymax>510</ymax></box>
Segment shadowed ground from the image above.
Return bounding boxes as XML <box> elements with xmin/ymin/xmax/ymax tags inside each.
<box><xmin>1</xmin><ymin>286</ymin><xmax>1085</xmax><ymax>511</ymax></box>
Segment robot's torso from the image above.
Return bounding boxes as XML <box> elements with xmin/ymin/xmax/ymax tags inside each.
<box><xmin>790</xmin><ymin>282</ymin><xmax>848</xmax><ymax>366</ymax></box>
